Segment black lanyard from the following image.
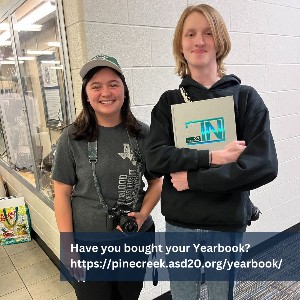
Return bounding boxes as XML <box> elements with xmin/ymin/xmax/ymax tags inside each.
<box><xmin>88</xmin><ymin>131</ymin><xmax>142</xmax><ymax>213</ymax></box>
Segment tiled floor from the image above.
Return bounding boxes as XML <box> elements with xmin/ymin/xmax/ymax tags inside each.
<box><xmin>0</xmin><ymin>240</ymin><xmax>76</xmax><ymax>300</ymax></box>
<box><xmin>3</xmin><ymin>239</ymin><xmax>299</xmax><ymax>300</ymax></box>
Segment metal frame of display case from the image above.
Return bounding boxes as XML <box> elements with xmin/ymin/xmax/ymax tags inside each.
<box><xmin>0</xmin><ymin>0</ymin><xmax>75</xmax><ymax>209</ymax></box>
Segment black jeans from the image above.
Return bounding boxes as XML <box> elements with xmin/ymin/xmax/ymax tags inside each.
<box><xmin>73</xmin><ymin>223</ymin><xmax>155</xmax><ymax>300</ymax></box>
<box><xmin>74</xmin><ymin>280</ymin><xmax>143</xmax><ymax>300</ymax></box>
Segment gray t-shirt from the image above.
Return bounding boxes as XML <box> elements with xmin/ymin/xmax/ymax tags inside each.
<box><xmin>52</xmin><ymin>122</ymin><xmax>155</xmax><ymax>232</ymax></box>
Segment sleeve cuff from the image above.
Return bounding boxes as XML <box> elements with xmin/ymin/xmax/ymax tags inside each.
<box><xmin>187</xmin><ymin>150</ymin><xmax>210</xmax><ymax>190</ymax></box>
<box><xmin>197</xmin><ymin>150</ymin><xmax>210</xmax><ymax>168</ymax></box>
<box><xmin>187</xmin><ymin>170</ymin><xmax>201</xmax><ymax>190</ymax></box>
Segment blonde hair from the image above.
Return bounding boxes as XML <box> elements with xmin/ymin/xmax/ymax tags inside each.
<box><xmin>173</xmin><ymin>4</ymin><xmax>231</xmax><ymax>78</ymax></box>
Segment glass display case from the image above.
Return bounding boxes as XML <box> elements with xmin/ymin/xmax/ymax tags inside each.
<box><xmin>0</xmin><ymin>0</ymin><xmax>74</xmax><ymax>201</ymax></box>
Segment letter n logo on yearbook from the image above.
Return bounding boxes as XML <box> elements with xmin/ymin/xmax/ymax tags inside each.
<box><xmin>185</xmin><ymin>117</ymin><xmax>226</xmax><ymax>145</ymax></box>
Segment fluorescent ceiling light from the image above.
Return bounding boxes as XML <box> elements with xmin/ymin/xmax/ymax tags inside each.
<box><xmin>47</xmin><ymin>41</ymin><xmax>60</xmax><ymax>47</ymax></box>
<box><xmin>0</xmin><ymin>41</ymin><xmax>11</xmax><ymax>46</ymax></box>
<box><xmin>50</xmin><ymin>65</ymin><xmax>63</xmax><ymax>70</ymax></box>
<box><xmin>7</xmin><ymin>56</ymin><xmax>34</xmax><ymax>61</ymax></box>
<box><xmin>0</xmin><ymin>31</ymin><xmax>10</xmax><ymax>43</ymax></box>
<box><xmin>0</xmin><ymin>60</ymin><xmax>24</xmax><ymax>64</ymax></box>
<box><xmin>0</xmin><ymin>1</ymin><xmax>56</xmax><ymax>42</ymax></box>
<box><xmin>41</xmin><ymin>60</ymin><xmax>60</xmax><ymax>64</ymax></box>
<box><xmin>0</xmin><ymin>23</ymin><xmax>9</xmax><ymax>30</ymax></box>
<box><xmin>0</xmin><ymin>61</ymin><xmax>15</xmax><ymax>64</ymax></box>
<box><xmin>18</xmin><ymin>56</ymin><xmax>35</xmax><ymax>61</ymax></box>
<box><xmin>27</xmin><ymin>50</ymin><xmax>54</xmax><ymax>55</ymax></box>
<box><xmin>18</xmin><ymin>1</ymin><xmax>56</xmax><ymax>28</ymax></box>
<box><xmin>15</xmin><ymin>24</ymin><xmax>42</xmax><ymax>32</ymax></box>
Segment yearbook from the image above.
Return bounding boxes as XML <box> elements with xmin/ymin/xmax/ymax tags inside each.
<box><xmin>171</xmin><ymin>96</ymin><xmax>236</xmax><ymax>150</ymax></box>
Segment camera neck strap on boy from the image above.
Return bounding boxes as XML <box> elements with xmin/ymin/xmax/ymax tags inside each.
<box><xmin>88</xmin><ymin>131</ymin><xmax>143</xmax><ymax>214</ymax></box>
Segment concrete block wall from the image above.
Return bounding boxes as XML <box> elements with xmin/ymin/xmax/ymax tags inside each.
<box><xmin>224</xmin><ymin>0</ymin><xmax>300</xmax><ymax>233</ymax></box>
<box><xmin>62</xmin><ymin>0</ymin><xmax>300</xmax><ymax>298</ymax></box>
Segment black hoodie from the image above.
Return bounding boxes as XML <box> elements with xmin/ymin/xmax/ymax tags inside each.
<box><xmin>145</xmin><ymin>75</ymin><xmax>278</xmax><ymax>231</ymax></box>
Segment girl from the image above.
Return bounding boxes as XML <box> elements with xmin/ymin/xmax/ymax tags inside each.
<box><xmin>53</xmin><ymin>54</ymin><xmax>162</xmax><ymax>300</ymax></box>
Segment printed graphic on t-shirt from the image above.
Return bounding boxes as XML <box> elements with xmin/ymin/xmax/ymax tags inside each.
<box><xmin>118</xmin><ymin>169</ymin><xmax>139</xmax><ymax>205</ymax></box>
<box><xmin>118</xmin><ymin>143</ymin><xmax>137</xmax><ymax>166</ymax></box>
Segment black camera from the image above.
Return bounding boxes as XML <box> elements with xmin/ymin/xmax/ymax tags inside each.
<box><xmin>110</xmin><ymin>204</ymin><xmax>138</xmax><ymax>232</ymax></box>
<box><xmin>251</xmin><ymin>205</ymin><xmax>261</xmax><ymax>221</ymax></box>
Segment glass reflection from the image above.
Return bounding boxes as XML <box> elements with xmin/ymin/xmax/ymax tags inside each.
<box><xmin>0</xmin><ymin>0</ymin><xmax>70</xmax><ymax>199</ymax></box>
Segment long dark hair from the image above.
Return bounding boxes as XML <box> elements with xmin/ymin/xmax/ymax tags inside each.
<box><xmin>73</xmin><ymin>66</ymin><xmax>140</xmax><ymax>141</ymax></box>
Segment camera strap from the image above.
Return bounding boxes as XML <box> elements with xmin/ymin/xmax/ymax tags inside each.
<box><xmin>88</xmin><ymin>140</ymin><xmax>109</xmax><ymax>213</ymax></box>
<box><xmin>88</xmin><ymin>130</ymin><xmax>143</xmax><ymax>213</ymax></box>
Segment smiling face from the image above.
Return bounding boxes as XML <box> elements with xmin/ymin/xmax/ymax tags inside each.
<box><xmin>85</xmin><ymin>67</ymin><xmax>125</xmax><ymax>126</ymax></box>
<box><xmin>181</xmin><ymin>11</ymin><xmax>218</xmax><ymax>77</ymax></box>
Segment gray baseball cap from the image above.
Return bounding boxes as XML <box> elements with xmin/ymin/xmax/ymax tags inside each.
<box><xmin>79</xmin><ymin>54</ymin><xmax>123</xmax><ymax>78</ymax></box>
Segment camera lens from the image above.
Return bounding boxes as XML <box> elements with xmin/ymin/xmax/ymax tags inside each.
<box><xmin>121</xmin><ymin>218</ymin><xmax>138</xmax><ymax>232</ymax></box>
